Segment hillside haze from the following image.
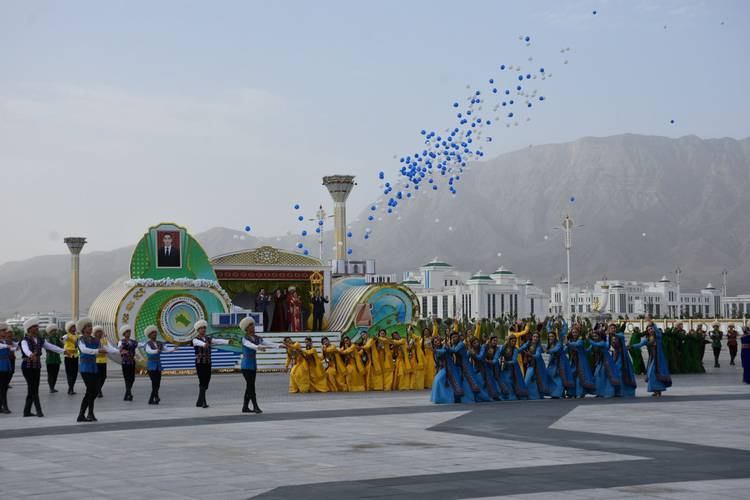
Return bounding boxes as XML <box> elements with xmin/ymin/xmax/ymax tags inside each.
<box><xmin>2</xmin><ymin>134</ymin><xmax>748</xmax><ymax>316</ymax></box>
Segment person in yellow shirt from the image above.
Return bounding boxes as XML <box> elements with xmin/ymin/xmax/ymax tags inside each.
<box><xmin>377</xmin><ymin>330</ymin><xmax>395</xmax><ymax>391</ymax></box>
<box><xmin>381</xmin><ymin>332</ymin><xmax>412</xmax><ymax>391</ymax></box>
<box><xmin>93</xmin><ymin>326</ymin><xmax>116</xmax><ymax>398</ymax></box>
<box><xmin>301</xmin><ymin>337</ymin><xmax>328</xmax><ymax>393</ymax></box>
<box><xmin>362</xmin><ymin>333</ymin><xmax>383</xmax><ymax>391</ymax></box>
<box><xmin>421</xmin><ymin>327</ymin><xmax>436</xmax><ymax>389</ymax></box>
<box><xmin>321</xmin><ymin>336</ymin><xmax>346</xmax><ymax>392</ymax></box>
<box><xmin>339</xmin><ymin>336</ymin><xmax>366</xmax><ymax>392</ymax></box>
<box><xmin>61</xmin><ymin>321</ymin><xmax>79</xmax><ymax>395</ymax></box>
<box><xmin>282</xmin><ymin>337</ymin><xmax>310</xmax><ymax>393</ymax></box>
<box><xmin>408</xmin><ymin>325</ymin><xmax>426</xmax><ymax>390</ymax></box>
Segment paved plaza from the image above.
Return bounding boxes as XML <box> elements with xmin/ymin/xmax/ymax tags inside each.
<box><xmin>1</xmin><ymin>348</ymin><xmax>748</xmax><ymax>499</ymax></box>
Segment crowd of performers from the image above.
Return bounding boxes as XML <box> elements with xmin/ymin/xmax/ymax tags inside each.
<box><xmin>428</xmin><ymin>317</ymin><xmax>679</xmax><ymax>404</ymax></box>
<box><xmin>279</xmin><ymin>326</ymin><xmax>438</xmax><ymax>393</ymax></box>
<box><xmin>0</xmin><ymin>316</ymin><xmax>276</xmax><ymax>420</ymax></box>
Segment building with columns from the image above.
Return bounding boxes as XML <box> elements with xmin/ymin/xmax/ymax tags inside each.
<box><xmin>401</xmin><ymin>258</ymin><xmax>548</xmax><ymax>320</ymax></box>
<box><xmin>548</xmin><ymin>276</ymin><xmax>724</xmax><ymax>318</ymax></box>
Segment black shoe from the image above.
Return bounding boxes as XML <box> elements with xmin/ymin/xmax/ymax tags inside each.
<box><xmin>87</xmin><ymin>414</ymin><xmax>97</xmax><ymax>422</ymax></box>
<box><xmin>124</xmin><ymin>395</ymin><xmax>129</xmax><ymax>401</ymax></box>
<box><xmin>97</xmin><ymin>392</ymin><xmax>103</xmax><ymax>398</ymax></box>
<box><xmin>196</xmin><ymin>402</ymin><xmax>202</xmax><ymax>407</ymax></box>
<box><xmin>202</xmin><ymin>403</ymin><xmax>209</xmax><ymax>408</ymax></box>
<box><xmin>1</xmin><ymin>408</ymin><xmax>10</xmax><ymax>414</ymax></box>
<box><xmin>155</xmin><ymin>396</ymin><xmax>160</xmax><ymax>403</ymax></box>
<box><xmin>77</xmin><ymin>414</ymin><xmax>88</xmax><ymax>422</ymax></box>
<box><xmin>50</xmin><ymin>388</ymin><xmax>58</xmax><ymax>393</ymax></box>
<box><xmin>23</xmin><ymin>412</ymin><xmax>36</xmax><ymax>417</ymax></box>
<box><xmin>37</xmin><ymin>412</ymin><xmax>44</xmax><ymax>418</ymax></box>
<box><xmin>253</xmin><ymin>407</ymin><xmax>263</xmax><ymax>414</ymax></box>
<box><xmin>242</xmin><ymin>407</ymin><xmax>253</xmax><ymax>413</ymax></box>
<box><xmin>69</xmin><ymin>389</ymin><xmax>77</xmax><ymax>395</ymax></box>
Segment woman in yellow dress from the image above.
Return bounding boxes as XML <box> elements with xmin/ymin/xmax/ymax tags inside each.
<box><xmin>376</xmin><ymin>330</ymin><xmax>395</xmax><ymax>391</ymax></box>
<box><xmin>363</xmin><ymin>333</ymin><xmax>383</xmax><ymax>390</ymax></box>
<box><xmin>421</xmin><ymin>327</ymin><xmax>436</xmax><ymax>389</ymax></box>
<box><xmin>282</xmin><ymin>337</ymin><xmax>310</xmax><ymax>393</ymax></box>
<box><xmin>339</xmin><ymin>336</ymin><xmax>366</xmax><ymax>392</ymax></box>
<box><xmin>302</xmin><ymin>337</ymin><xmax>329</xmax><ymax>393</ymax></box>
<box><xmin>382</xmin><ymin>332</ymin><xmax>412</xmax><ymax>391</ymax></box>
<box><xmin>408</xmin><ymin>326</ymin><xmax>426</xmax><ymax>390</ymax></box>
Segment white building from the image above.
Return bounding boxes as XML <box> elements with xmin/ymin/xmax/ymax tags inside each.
<box><xmin>401</xmin><ymin>258</ymin><xmax>548</xmax><ymax>320</ymax></box>
<box><xmin>549</xmin><ymin>276</ymin><xmax>723</xmax><ymax>319</ymax></box>
<box><xmin>722</xmin><ymin>295</ymin><xmax>750</xmax><ymax>319</ymax></box>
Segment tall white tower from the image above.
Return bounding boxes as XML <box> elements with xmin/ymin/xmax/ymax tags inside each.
<box><xmin>322</xmin><ymin>175</ymin><xmax>356</xmax><ymax>267</ymax></box>
<box><xmin>64</xmin><ymin>237</ymin><xmax>87</xmax><ymax>321</ymax></box>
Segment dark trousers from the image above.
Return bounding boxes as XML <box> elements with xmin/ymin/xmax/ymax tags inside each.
<box><xmin>313</xmin><ymin>314</ymin><xmax>324</xmax><ymax>332</ymax></box>
<box><xmin>96</xmin><ymin>363</ymin><xmax>107</xmax><ymax>396</ymax></box>
<box><xmin>0</xmin><ymin>371</ymin><xmax>10</xmax><ymax>411</ymax></box>
<box><xmin>22</xmin><ymin>367</ymin><xmax>42</xmax><ymax>415</ymax></box>
<box><xmin>196</xmin><ymin>363</ymin><xmax>211</xmax><ymax>406</ymax></box>
<box><xmin>242</xmin><ymin>369</ymin><xmax>258</xmax><ymax>410</ymax></box>
<box><xmin>122</xmin><ymin>364</ymin><xmax>135</xmax><ymax>397</ymax></box>
<box><xmin>713</xmin><ymin>347</ymin><xmax>722</xmax><ymax>367</ymax></box>
<box><xmin>64</xmin><ymin>357</ymin><xmax>78</xmax><ymax>392</ymax></box>
<box><xmin>79</xmin><ymin>371</ymin><xmax>99</xmax><ymax>416</ymax></box>
<box><xmin>148</xmin><ymin>370</ymin><xmax>162</xmax><ymax>403</ymax></box>
<box><xmin>729</xmin><ymin>344</ymin><xmax>738</xmax><ymax>365</ymax></box>
<box><xmin>47</xmin><ymin>363</ymin><xmax>60</xmax><ymax>390</ymax></box>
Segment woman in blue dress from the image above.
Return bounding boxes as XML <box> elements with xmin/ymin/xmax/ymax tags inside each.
<box><xmin>451</xmin><ymin>335</ymin><xmax>490</xmax><ymax>403</ymax></box>
<box><xmin>496</xmin><ymin>336</ymin><xmax>528</xmax><ymax>401</ymax></box>
<box><xmin>566</xmin><ymin>324</ymin><xmax>596</xmax><ymax>398</ymax></box>
<box><xmin>588</xmin><ymin>327</ymin><xmax>619</xmax><ymax>398</ymax></box>
<box><xmin>520</xmin><ymin>330</ymin><xmax>551</xmax><ymax>400</ymax></box>
<box><xmin>471</xmin><ymin>336</ymin><xmax>502</xmax><ymax>401</ymax></box>
<box><xmin>643</xmin><ymin>324</ymin><xmax>672</xmax><ymax>397</ymax></box>
<box><xmin>610</xmin><ymin>324</ymin><xmax>639</xmax><ymax>398</ymax></box>
<box><xmin>742</xmin><ymin>327</ymin><xmax>750</xmax><ymax>384</ymax></box>
<box><xmin>546</xmin><ymin>320</ymin><xmax>575</xmax><ymax>399</ymax></box>
<box><xmin>430</xmin><ymin>336</ymin><xmax>464</xmax><ymax>404</ymax></box>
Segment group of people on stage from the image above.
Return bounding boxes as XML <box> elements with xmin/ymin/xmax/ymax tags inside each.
<box><xmin>255</xmin><ymin>287</ymin><xmax>329</xmax><ymax>333</ymax></box>
<box><xmin>0</xmin><ymin>315</ymin><xmax>278</xmax><ymax>421</ymax></box>
<box><xmin>279</xmin><ymin>326</ymin><xmax>437</xmax><ymax>393</ymax></box>
<box><xmin>429</xmin><ymin>317</ymin><xmax>678</xmax><ymax>404</ymax></box>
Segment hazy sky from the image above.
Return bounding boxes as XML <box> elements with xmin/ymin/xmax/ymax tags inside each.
<box><xmin>1</xmin><ymin>0</ymin><xmax>748</xmax><ymax>264</ymax></box>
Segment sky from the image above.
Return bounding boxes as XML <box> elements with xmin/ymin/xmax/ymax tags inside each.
<box><xmin>0</xmin><ymin>0</ymin><xmax>749</xmax><ymax>264</ymax></box>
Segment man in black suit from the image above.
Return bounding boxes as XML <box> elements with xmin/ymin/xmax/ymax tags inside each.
<box><xmin>311</xmin><ymin>291</ymin><xmax>328</xmax><ymax>331</ymax></box>
<box><xmin>157</xmin><ymin>233</ymin><xmax>181</xmax><ymax>267</ymax></box>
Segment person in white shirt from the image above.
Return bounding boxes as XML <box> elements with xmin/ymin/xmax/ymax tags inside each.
<box><xmin>0</xmin><ymin>323</ymin><xmax>18</xmax><ymax>414</ymax></box>
<box><xmin>143</xmin><ymin>326</ymin><xmax>177</xmax><ymax>404</ymax></box>
<box><xmin>191</xmin><ymin>320</ymin><xmax>229</xmax><ymax>408</ymax></box>
<box><xmin>238</xmin><ymin>317</ymin><xmax>281</xmax><ymax>413</ymax></box>
<box><xmin>19</xmin><ymin>317</ymin><xmax>64</xmax><ymax>417</ymax></box>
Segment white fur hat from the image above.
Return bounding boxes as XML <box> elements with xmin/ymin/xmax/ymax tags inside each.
<box><xmin>77</xmin><ymin>317</ymin><xmax>93</xmax><ymax>332</ymax></box>
<box><xmin>46</xmin><ymin>323</ymin><xmax>59</xmax><ymax>334</ymax></box>
<box><xmin>194</xmin><ymin>319</ymin><xmax>208</xmax><ymax>331</ymax></box>
<box><xmin>144</xmin><ymin>325</ymin><xmax>158</xmax><ymax>337</ymax></box>
<box><xmin>65</xmin><ymin>320</ymin><xmax>76</xmax><ymax>333</ymax></box>
<box><xmin>118</xmin><ymin>324</ymin><xmax>132</xmax><ymax>336</ymax></box>
<box><xmin>23</xmin><ymin>317</ymin><xmax>40</xmax><ymax>332</ymax></box>
<box><xmin>93</xmin><ymin>325</ymin><xmax>104</xmax><ymax>335</ymax></box>
<box><xmin>239</xmin><ymin>316</ymin><xmax>255</xmax><ymax>332</ymax></box>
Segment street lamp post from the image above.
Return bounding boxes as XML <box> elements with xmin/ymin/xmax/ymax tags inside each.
<box><xmin>674</xmin><ymin>267</ymin><xmax>682</xmax><ymax>318</ymax></box>
<box><xmin>308</xmin><ymin>205</ymin><xmax>334</xmax><ymax>261</ymax></box>
<box><xmin>721</xmin><ymin>268</ymin><xmax>728</xmax><ymax>297</ymax></box>
<box><xmin>64</xmin><ymin>237</ymin><xmax>87</xmax><ymax>321</ymax></box>
<box><xmin>562</xmin><ymin>215</ymin><xmax>574</xmax><ymax>321</ymax></box>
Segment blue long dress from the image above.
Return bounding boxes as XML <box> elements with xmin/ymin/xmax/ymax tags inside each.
<box><xmin>589</xmin><ymin>339</ymin><xmax>619</xmax><ymax>398</ymax></box>
<box><xmin>497</xmin><ymin>345</ymin><xmax>529</xmax><ymax>401</ymax></box>
<box><xmin>430</xmin><ymin>347</ymin><xmax>463</xmax><ymax>404</ymax></box>
<box><xmin>452</xmin><ymin>341</ymin><xmax>490</xmax><ymax>403</ymax></box>
<box><xmin>473</xmin><ymin>345</ymin><xmax>502</xmax><ymax>401</ymax></box>
<box><xmin>566</xmin><ymin>339</ymin><xmax>596</xmax><ymax>398</ymax></box>
<box><xmin>645</xmin><ymin>327</ymin><xmax>672</xmax><ymax>393</ymax></box>
<box><xmin>613</xmin><ymin>332</ymin><xmax>640</xmax><ymax>397</ymax></box>
<box><xmin>741</xmin><ymin>333</ymin><xmax>750</xmax><ymax>384</ymax></box>
<box><xmin>522</xmin><ymin>342</ymin><xmax>552</xmax><ymax>400</ymax></box>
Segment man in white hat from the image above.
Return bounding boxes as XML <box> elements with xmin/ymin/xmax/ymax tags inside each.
<box><xmin>20</xmin><ymin>317</ymin><xmax>64</xmax><ymax>417</ymax></box>
<box><xmin>117</xmin><ymin>325</ymin><xmax>139</xmax><ymax>401</ymax></box>
<box><xmin>191</xmin><ymin>319</ymin><xmax>229</xmax><ymax>408</ymax></box>
<box><xmin>61</xmin><ymin>320</ymin><xmax>79</xmax><ymax>395</ymax></box>
<box><xmin>143</xmin><ymin>325</ymin><xmax>177</xmax><ymax>404</ymax></box>
<box><xmin>238</xmin><ymin>316</ymin><xmax>280</xmax><ymax>413</ymax></box>
<box><xmin>75</xmin><ymin>318</ymin><xmax>112</xmax><ymax>422</ymax></box>
<box><xmin>44</xmin><ymin>323</ymin><xmax>63</xmax><ymax>393</ymax></box>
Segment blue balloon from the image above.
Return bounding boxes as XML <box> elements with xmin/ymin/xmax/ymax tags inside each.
<box><xmin>420</xmin><ymin>130</ymin><xmax>426</xmax><ymax>135</ymax></box>
<box><xmin>368</xmin><ymin>215</ymin><xmax>374</xmax><ymax>221</ymax></box>
<box><xmin>318</xmin><ymin>220</ymin><xmax>324</xmax><ymax>226</ymax></box>
<box><xmin>293</xmin><ymin>204</ymin><xmax>300</xmax><ymax>210</ymax></box>
<box><xmin>364</xmin><ymin>234</ymin><xmax>369</xmax><ymax>240</ymax></box>
<box><xmin>508</xmin><ymin>112</ymin><xmax>514</xmax><ymax>117</ymax></box>
<box><xmin>244</xmin><ymin>225</ymin><xmax>251</xmax><ymax>232</ymax></box>
<box><xmin>315</xmin><ymin>227</ymin><xmax>321</xmax><ymax>233</ymax></box>
<box><xmin>297</xmin><ymin>215</ymin><xmax>304</xmax><ymax>221</ymax></box>
<box><xmin>432</xmin><ymin>185</ymin><xmax>438</xmax><ymax>190</ymax></box>
<box><xmin>489</xmin><ymin>78</ymin><xmax>494</xmax><ymax>84</ymax></box>
<box><xmin>592</xmin><ymin>10</ymin><xmax>597</xmax><ymax>15</ymax></box>
<box><xmin>370</xmin><ymin>205</ymin><xmax>376</xmax><ymax>211</ymax></box>
<box><xmin>505</xmin><ymin>89</ymin><xmax>510</xmax><ymax>95</ymax></box>
<box><xmin>539</xmin><ymin>96</ymin><xmax>545</xmax><ymax>101</ymax></box>
<box><xmin>303</xmin><ymin>249</ymin><xmax>309</xmax><ymax>255</ymax></box>
<box><xmin>518</xmin><ymin>75</ymin><xmax>523</xmax><ymax>81</ymax></box>
<box><xmin>347</xmin><ymin>231</ymin><xmax>352</xmax><ymax>237</ymax></box>
<box><xmin>570</xmin><ymin>196</ymin><xmax>576</xmax><ymax>203</ymax></box>
<box><xmin>301</xmin><ymin>230</ymin><xmax>308</xmax><ymax>236</ymax></box>
<box><xmin>525</xmin><ymin>36</ymin><xmax>530</xmax><ymax>42</ymax></box>
<box><xmin>453</xmin><ymin>102</ymin><xmax>459</xmax><ymax>107</ymax></box>
<box><xmin>297</xmin><ymin>243</ymin><xmax>303</xmax><ymax>249</ymax></box>
<box><xmin>670</xmin><ymin>119</ymin><xmax>675</xmax><ymax>124</ymax></box>
<box><xmin>540</xmin><ymin>67</ymin><xmax>545</xmax><ymax>73</ymax></box>
<box><xmin>500</xmin><ymin>64</ymin><xmax>506</xmax><ymax>70</ymax></box>
<box><xmin>347</xmin><ymin>248</ymin><xmax>353</xmax><ymax>255</ymax></box>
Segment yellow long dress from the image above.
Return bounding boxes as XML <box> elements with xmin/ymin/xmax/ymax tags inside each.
<box><xmin>409</xmin><ymin>335</ymin><xmax>425</xmax><ymax>390</ymax></box>
<box><xmin>511</xmin><ymin>324</ymin><xmax>530</xmax><ymax>376</ymax></box>
<box><xmin>285</xmin><ymin>343</ymin><xmax>310</xmax><ymax>393</ymax></box>
<box><xmin>388</xmin><ymin>338</ymin><xmax>412</xmax><ymax>391</ymax></box>
<box><xmin>303</xmin><ymin>347</ymin><xmax>329</xmax><ymax>393</ymax></box>
<box><xmin>363</xmin><ymin>337</ymin><xmax>383</xmax><ymax>391</ymax></box>
<box><xmin>422</xmin><ymin>336</ymin><xmax>435</xmax><ymax>389</ymax></box>
<box><xmin>340</xmin><ymin>345</ymin><xmax>366</xmax><ymax>392</ymax></box>
<box><xmin>379</xmin><ymin>338</ymin><xmax>395</xmax><ymax>391</ymax></box>
<box><xmin>322</xmin><ymin>345</ymin><xmax>342</xmax><ymax>391</ymax></box>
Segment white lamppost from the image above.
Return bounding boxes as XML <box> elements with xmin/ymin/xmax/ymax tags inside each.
<box><xmin>309</xmin><ymin>205</ymin><xmax>334</xmax><ymax>261</ymax></box>
<box><xmin>64</xmin><ymin>237</ymin><xmax>87</xmax><ymax>321</ymax></box>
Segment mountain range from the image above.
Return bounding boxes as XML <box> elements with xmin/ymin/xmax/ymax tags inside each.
<box><xmin>2</xmin><ymin>133</ymin><xmax>749</xmax><ymax>317</ymax></box>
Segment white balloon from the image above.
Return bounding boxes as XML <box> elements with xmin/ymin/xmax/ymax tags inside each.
<box><xmin>497</xmin><ymin>252</ymin><xmax>502</xmax><ymax>257</ymax></box>
<box><xmin>434</xmin><ymin>218</ymin><xmax>440</xmax><ymax>223</ymax></box>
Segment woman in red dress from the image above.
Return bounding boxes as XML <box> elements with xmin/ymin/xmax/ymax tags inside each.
<box><xmin>286</xmin><ymin>288</ymin><xmax>303</xmax><ymax>332</ymax></box>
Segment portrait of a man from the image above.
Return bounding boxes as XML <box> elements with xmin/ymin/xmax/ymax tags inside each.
<box><xmin>156</xmin><ymin>230</ymin><xmax>181</xmax><ymax>268</ymax></box>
